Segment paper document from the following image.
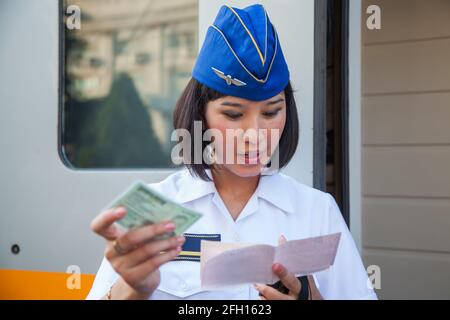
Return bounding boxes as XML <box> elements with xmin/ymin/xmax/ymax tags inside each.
<box><xmin>200</xmin><ymin>233</ymin><xmax>341</xmax><ymax>289</ymax></box>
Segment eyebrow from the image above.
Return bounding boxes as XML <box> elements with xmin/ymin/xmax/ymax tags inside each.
<box><xmin>220</xmin><ymin>98</ymin><xmax>285</xmax><ymax>108</ymax></box>
<box><xmin>265</xmin><ymin>98</ymin><xmax>285</xmax><ymax>106</ymax></box>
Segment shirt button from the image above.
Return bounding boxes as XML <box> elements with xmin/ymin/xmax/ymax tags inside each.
<box><xmin>179</xmin><ymin>280</ymin><xmax>189</xmax><ymax>291</ymax></box>
<box><xmin>233</xmin><ymin>232</ymin><xmax>240</xmax><ymax>241</ymax></box>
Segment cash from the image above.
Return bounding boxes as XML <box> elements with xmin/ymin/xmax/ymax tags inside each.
<box><xmin>106</xmin><ymin>181</ymin><xmax>202</xmax><ymax>239</ymax></box>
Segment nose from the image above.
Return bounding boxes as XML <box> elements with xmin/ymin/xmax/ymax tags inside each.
<box><xmin>242</xmin><ymin>116</ymin><xmax>260</xmax><ymax>145</ymax></box>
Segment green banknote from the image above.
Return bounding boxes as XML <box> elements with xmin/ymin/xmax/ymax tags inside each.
<box><xmin>107</xmin><ymin>181</ymin><xmax>202</xmax><ymax>239</ymax></box>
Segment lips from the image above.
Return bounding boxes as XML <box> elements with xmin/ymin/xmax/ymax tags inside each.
<box><xmin>244</xmin><ymin>150</ymin><xmax>259</xmax><ymax>158</ymax></box>
<box><xmin>237</xmin><ymin>150</ymin><xmax>260</xmax><ymax>164</ymax></box>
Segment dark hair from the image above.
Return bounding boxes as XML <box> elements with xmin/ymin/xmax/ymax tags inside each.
<box><xmin>172</xmin><ymin>78</ymin><xmax>299</xmax><ymax>181</ymax></box>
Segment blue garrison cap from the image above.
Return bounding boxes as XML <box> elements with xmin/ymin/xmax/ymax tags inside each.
<box><xmin>192</xmin><ymin>4</ymin><xmax>290</xmax><ymax>101</ymax></box>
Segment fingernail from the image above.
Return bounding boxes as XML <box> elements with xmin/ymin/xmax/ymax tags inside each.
<box><xmin>115</xmin><ymin>207</ymin><xmax>126</xmax><ymax>217</ymax></box>
<box><xmin>177</xmin><ymin>236</ymin><xmax>185</xmax><ymax>244</ymax></box>
<box><xmin>278</xmin><ymin>235</ymin><xmax>287</xmax><ymax>244</ymax></box>
<box><xmin>165</xmin><ymin>222</ymin><xmax>175</xmax><ymax>230</ymax></box>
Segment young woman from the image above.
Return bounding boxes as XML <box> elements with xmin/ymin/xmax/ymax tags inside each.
<box><xmin>87</xmin><ymin>4</ymin><xmax>377</xmax><ymax>300</ymax></box>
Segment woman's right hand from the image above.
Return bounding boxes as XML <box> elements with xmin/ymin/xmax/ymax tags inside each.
<box><xmin>90</xmin><ymin>206</ymin><xmax>185</xmax><ymax>299</ymax></box>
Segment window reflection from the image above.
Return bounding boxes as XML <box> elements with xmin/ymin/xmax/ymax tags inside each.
<box><xmin>63</xmin><ymin>0</ymin><xmax>198</xmax><ymax>168</ymax></box>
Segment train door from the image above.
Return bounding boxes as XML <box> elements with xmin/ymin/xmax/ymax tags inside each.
<box><xmin>0</xmin><ymin>0</ymin><xmax>352</xmax><ymax>298</ymax></box>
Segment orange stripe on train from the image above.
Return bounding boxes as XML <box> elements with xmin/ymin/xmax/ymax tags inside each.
<box><xmin>0</xmin><ymin>269</ymin><xmax>95</xmax><ymax>300</ymax></box>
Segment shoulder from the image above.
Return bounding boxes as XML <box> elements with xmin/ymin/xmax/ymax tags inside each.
<box><xmin>147</xmin><ymin>168</ymin><xmax>189</xmax><ymax>197</ymax></box>
<box><xmin>272</xmin><ymin>171</ymin><xmax>334</xmax><ymax>205</ymax></box>
<box><xmin>146</xmin><ymin>168</ymin><xmax>212</xmax><ymax>204</ymax></box>
<box><xmin>266</xmin><ymin>172</ymin><xmax>340</xmax><ymax>230</ymax></box>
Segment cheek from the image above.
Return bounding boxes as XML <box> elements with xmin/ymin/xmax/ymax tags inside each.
<box><xmin>264</xmin><ymin>112</ymin><xmax>286</xmax><ymax>149</ymax></box>
<box><xmin>204</xmin><ymin>108</ymin><xmax>230</xmax><ymax>154</ymax></box>
<box><xmin>212</xmin><ymin>122</ymin><xmax>236</xmax><ymax>159</ymax></box>
<box><xmin>204</xmin><ymin>107</ymin><xmax>287</xmax><ymax>155</ymax></box>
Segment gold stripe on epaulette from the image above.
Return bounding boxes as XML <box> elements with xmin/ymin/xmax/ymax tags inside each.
<box><xmin>179</xmin><ymin>251</ymin><xmax>201</xmax><ymax>257</ymax></box>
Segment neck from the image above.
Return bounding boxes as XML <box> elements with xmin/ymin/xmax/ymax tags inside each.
<box><xmin>211</xmin><ymin>167</ymin><xmax>260</xmax><ymax>220</ymax></box>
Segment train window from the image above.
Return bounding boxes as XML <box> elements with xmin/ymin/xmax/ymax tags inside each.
<box><xmin>61</xmin><ymin>0</ymin><xmax>199</xmax><ymax>168</ymax></box>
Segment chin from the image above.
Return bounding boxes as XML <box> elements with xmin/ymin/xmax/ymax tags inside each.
<box><xmin>225</xmin><ymin>163</ymin><xmax>265</xmax><ymax>178</ymax></box>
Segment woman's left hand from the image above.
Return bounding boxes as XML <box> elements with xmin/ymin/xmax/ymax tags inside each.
<box><xmin>253</xmin><ymin>235</ymin><xmax>323</xmax><ymax>300</ymax></box>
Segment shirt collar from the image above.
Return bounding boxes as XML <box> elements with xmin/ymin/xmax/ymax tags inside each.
<box><xmin>176</xmin><ymin>169</ymin><xmax>216</xmax><ymax>204</ymax></box>
<box><xmin>177</xmin><ymin>168</ymin><xmax>296</xmax><ymax>215</ymax></box>
<box><xmin>257</xmin><ymin>172</ymin><xmax>296</xmax><ymax>214</ymax></box>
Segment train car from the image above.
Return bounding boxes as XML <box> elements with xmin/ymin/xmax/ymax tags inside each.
<box><xmin>1</xmin><ymin>0</ymin><xmax>449</xmax><ymax>300</ymax></box>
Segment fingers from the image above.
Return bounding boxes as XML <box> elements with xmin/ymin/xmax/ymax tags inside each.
<box><xmin>126</xmin><ymin>246</ymin><xmax>181</xmax><ymax>282</ymax></box>
<box><xmin>307</xmin><ymin>275</ymin><xmax>323</xmax><ymax>300</ymax></box>
<box><xmin>111</xmin><ymin>235</ymin><xmax>185</xmax><ymax>269</ymax></box>
<box><xmin>115</xmin><ymin>221</ymin><xmax>176</xmax><ymax>252</ymax></box>
<box><xmin>253</xmin><ymin>283</ymin><xmax>293</xmax><ymax>300</ymax></box>
<box><xmin>272</xmin><ymin>263</ymin><xmax>301</xmax><ymax>295</ymax></box>
<box><xmin>278</xmin><ymin>235</ymin><xmax>287</xmax><ymax>245</ymax></box>
<box><xmin>90</xmin><ymin>207</ymin><xmax>127</xmax><ymax>240</ymax></box>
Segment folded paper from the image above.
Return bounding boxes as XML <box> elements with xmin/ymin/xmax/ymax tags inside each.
<box><xmin>200</xmin><ymin>233</ymin><xmax>341</xmax><ymax>290</ymax></box>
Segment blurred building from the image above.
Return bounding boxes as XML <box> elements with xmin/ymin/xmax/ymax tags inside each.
<box><xmin>66</xmin><ymin>0</ymin><xmax>198</xmax><ymax>155</ymax></box>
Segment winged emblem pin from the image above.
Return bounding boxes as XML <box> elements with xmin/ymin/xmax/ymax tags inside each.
<box><xmin>211</xmin><ymin>67</ymin><xmax>247</xmax><ymax>86</ymax></box>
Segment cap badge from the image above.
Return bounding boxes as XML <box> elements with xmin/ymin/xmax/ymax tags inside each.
<box><xmin>211</xmin><ymin>67</ymin><xmax>247</xmax><ymax>87</ymax></box>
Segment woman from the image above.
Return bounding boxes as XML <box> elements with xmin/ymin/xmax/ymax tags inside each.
<box><xmin>87</xmin><ymin>4</ymin><xmax>377</xmax><ymax>300</ymax></box>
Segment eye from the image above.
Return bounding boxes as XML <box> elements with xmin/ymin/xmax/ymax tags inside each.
<box><xmin>223</xmin><ymin>112</ymin><xmax>243</xmax><ymax>120</ymax></box>
<box><xmin>262</xmin><ymin>108</ymin><xmax>282</xmax><ymax>118</ymax></box>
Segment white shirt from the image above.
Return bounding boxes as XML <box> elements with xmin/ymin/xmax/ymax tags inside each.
<box><xmin>87</xmin><ymin>168</ymin><xmax>377</xmax><ymax>300</ymax></box>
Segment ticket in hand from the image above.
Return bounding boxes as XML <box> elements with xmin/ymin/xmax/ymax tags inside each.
<box><xmin>200</xmin><ymin>233</ymin><xmax>341</xmax><ymax>289</ymax></box>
